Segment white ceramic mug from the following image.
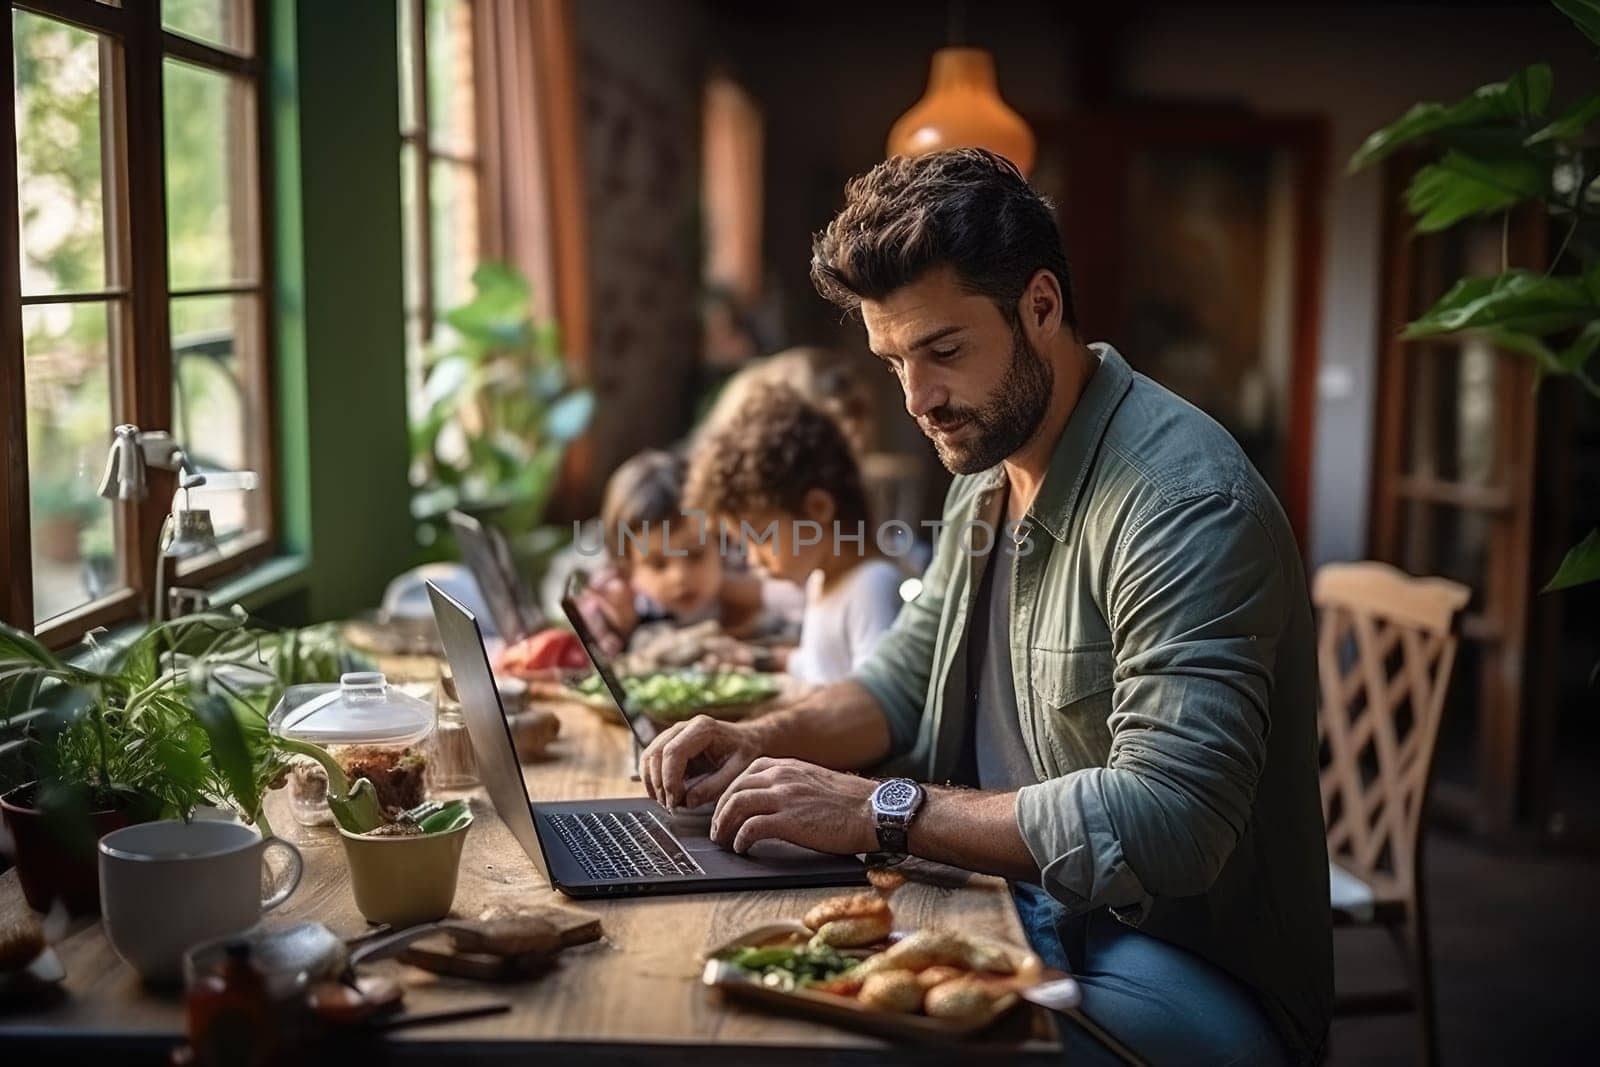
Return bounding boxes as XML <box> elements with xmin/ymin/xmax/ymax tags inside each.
<box><xmin>98</xmin><ymin>819</ymin><xmax>303</xmax><ymax>984</ymax></box>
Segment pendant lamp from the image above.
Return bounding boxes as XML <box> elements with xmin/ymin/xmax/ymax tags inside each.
<box><xmin>886</xmin><ymin>46</ymin><xmax>1036</xmax><ymax>175</ymax></box>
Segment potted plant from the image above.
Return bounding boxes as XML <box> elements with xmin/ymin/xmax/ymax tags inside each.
<box><xmin>409</xmin><ymin>262</ymin><xmax>595</xmax><ymax>574</ymax></box>
<box><xmin>30</xmin><ymin>473</ymin><xmax>101</xmax><ymax>566</ymax></box>
<box><xmin>1349</xmin><ymin>0</ymin><xmax>1600</xmax><ymax>590</ymax></box>
<box><xmin>0</xmin><ymin>612</ymin><xmax>359</xmax><ymax>914</ymax></box>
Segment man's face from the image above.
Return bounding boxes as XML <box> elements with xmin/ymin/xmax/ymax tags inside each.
<box><xmin>861</xmin><ymin>266</ymin><xmax>1054</xmax><ymax>474</ymax></box>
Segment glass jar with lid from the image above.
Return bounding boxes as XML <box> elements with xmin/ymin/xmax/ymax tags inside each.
<box><xmin>269</xmin><ymin>671</ymin><xmax>435</xmax><ymax>827</ymax></box>
<box><xmin>423</xmin><ymin>668</ymin><xmax>479</xmax><ymax>791</ymax></box>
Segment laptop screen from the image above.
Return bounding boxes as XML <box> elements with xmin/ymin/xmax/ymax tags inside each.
<box><xmin>425</xmin><ymin>580</ymin><xmax>550</xmax><ymax>882</ymax></box>
<box><xmin>448</xmin><ymin>509</ymin><xmax>537</xmax><ymax>642</ymax></box>
<box><xmin>559</xmin><ymin>584</ymin><xmax>654</xmax><ymax>751</ymax></box>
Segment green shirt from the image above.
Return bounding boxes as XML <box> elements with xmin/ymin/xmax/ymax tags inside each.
<box><xmin>855</xmin><ymin>343</ymin><xmax>1333</xmax><ymax>1057</ymax></box>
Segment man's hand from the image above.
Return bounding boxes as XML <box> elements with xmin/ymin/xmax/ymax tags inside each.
<box><xmin>641</xmin><ymin>715</ymin><xmax>767</xmax><ymax>811</ymax></box>
<box><xmin>710</xmin><ymin>758</ymin><xmax>878</xmax><ymax>856</ymax></box>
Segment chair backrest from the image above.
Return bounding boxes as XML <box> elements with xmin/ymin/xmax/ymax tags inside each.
<box><xmin>1313</xmin><ymin>561</ymin><xmax>1470</xmax><ymax>896</ymax></box>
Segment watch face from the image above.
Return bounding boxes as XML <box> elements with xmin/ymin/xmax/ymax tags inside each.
<box><xmin>874</xmin><ymin>778</ymin><xmax>920</xmax><ymax>816</ymax></box>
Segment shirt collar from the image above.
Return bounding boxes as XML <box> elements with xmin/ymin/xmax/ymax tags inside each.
<box><xmin>1001</xmin><ymin>342</ymin><xmax>1133</xmax><ymax>544</ymax></box>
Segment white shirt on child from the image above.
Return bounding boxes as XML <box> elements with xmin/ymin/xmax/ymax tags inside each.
<box><xmin>787</xmin><ymin>558</ymin><xmax>904</xmax><ymax>686</ymax></box>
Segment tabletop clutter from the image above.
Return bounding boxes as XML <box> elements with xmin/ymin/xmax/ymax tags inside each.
<box><xmin>0</xmin><ymin>646</ymin><xmax>578</xmax><ymax>1063</ymax></box>
<box><xmin>0</xmin><ymin>616</ymin><xmax>1060</xmax><ymax>1064</ymax></box>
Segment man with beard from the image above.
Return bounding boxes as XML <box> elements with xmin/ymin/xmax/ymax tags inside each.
<box><xmin>642</xmin><ymin>149</ymin><xmax>1331</xmax><ymax>1064</ymax></box>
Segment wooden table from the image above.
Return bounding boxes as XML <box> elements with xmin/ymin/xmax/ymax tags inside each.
<box><xmin>0</xmin><ymin>701</ymin><xmax>1061</xmax><ymax>1063</ymax></box>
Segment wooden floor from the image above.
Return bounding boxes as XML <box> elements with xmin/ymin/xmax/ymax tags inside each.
<box><xmin>1328</xmin><ymin>828</ymin><xmax>1600</xmax><ymax>1065</ymax></box>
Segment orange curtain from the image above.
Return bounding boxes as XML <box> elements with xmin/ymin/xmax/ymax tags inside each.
<box><xmin>475</xmin><ymin>0</ymin><xmax>590</xmax><ymax>372</ymax></box>
<box><xmin>702</xmin><ymin>74</ymin><xmax>764</xmax><ymax>306</ymax></box>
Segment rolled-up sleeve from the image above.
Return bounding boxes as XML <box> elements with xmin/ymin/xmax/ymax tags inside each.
<box><xmin>1015</xmin><ymin>491</ymin><xmax>1284</xmax><ymax>922</ymax></box>
<box><xmin>850</xmin><ymin>485</ymin><xmax>966</xmax><ymax>758</ymax></box>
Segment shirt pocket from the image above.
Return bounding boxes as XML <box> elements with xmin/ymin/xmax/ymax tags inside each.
<box><xmin>1028</xmin><ymin>643</ymin><xmax>1116</xmax><ymax>767</ymax></box>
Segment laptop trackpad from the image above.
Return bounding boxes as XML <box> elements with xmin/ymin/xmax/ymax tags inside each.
<box><xmin>679</xmin><ymin>830</ymin><xmax>842</xmax><ymax>866</ymax></box>
<box><xmin>743</xmin><ymin>839</ymin><xmax>834</xmax><ymax>863</ymax></box>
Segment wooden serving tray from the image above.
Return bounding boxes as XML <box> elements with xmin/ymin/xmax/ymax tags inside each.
<box><xmin>702</xmin><ymin>920</ymin><xmax>1059</xmax><ymax>1043</ymax></box>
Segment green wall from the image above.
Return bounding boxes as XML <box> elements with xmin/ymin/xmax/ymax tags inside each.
<box><xmin>264</xmin><ymin>0</ymin><xmax>413</xmax><ymax>622</ymax></box>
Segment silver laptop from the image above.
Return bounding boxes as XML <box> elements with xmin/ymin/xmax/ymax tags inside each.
<box><xmin>426</xmin><ymin>581</ymin><xmax>865</xmax><ymax>898</ymax></box>
<box><xmin>446</xmin><ymin>510</ymin><xmax>541</xmax><ymax>641</ymax></box>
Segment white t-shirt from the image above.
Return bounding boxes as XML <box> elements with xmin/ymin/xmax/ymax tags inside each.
<box><xmin>787</xmin><ymin>559</ymin><xmax>904</xmax><ymax>685</ymax></box>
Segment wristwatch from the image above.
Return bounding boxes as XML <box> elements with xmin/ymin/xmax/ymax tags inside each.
<box><xmin>869</xmin><ymin>778</ymin><xmax>926</xmax><ymax>859</ymax></box>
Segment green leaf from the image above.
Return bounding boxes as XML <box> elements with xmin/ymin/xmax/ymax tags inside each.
<box><xmin>418</xmin><ymin>798</ymin><xmax>473</xmax><ymax>834</ymax></box>
<box><xmin>1526</xmin><ymin>91</ymin><xmax>1600</xmax><ymax>145</ymax></box>
<box><xmin>1554</xmin><ymin>0</ymin><xmax>1600</xmax><ymax>47</ymax></box>
<box><xmin>1560</xmin><ymin>319</ymin><xmax>1600</xmax><ymax>374</ymax></box>
<box><xmin>0</xmin><ymin>622</ymin><xmax>65</xmax><ymax>672</ymax></box>
<box><xmin>191</xmin><ymin>693</ymin><xmax>259</xmax><ymax>821</ymax></box>
<box><xmin>330</xmin><ymin>778</ymin><xmax>385</xmax><ymax>834</ymax></box>
<box><xmin>443</xmin><ymin>264</ymin><xmax>536</xmax><ymax>348</ymax></box>
<box><xmin>1405</xmin><ymin>150</ymin><xmax>1547</xmax><ymax>233</ymax></box>
<box><xmin>1349</xmin><ymin>64</ymin><xmax>1554</xmax><ymax>172</ymax></box>
<box><xmin>1402</xmin><ymin>270</ymin><xmax>1600</xmax><ymax>338</ymax></box>
<box><xmin>0</xmin><ymin>621</ymin><xmax>100</xmax><ymax>726</ymax></box>
<box><xmin>1544</xmin><ymin>527</ymin><xmax>1600</xmax><ymax>592</ymax></box>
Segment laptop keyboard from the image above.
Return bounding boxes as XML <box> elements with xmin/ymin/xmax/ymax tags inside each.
<box><xmin>547</xmin><ymin>810</ymin><xmax>704</xmax><ymax>881</ymax></box>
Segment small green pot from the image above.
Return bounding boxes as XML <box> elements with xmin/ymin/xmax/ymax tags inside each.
<box><xmin>337</xmin><ymin>819</ymin><xmax>471</xmax><ymax>927</ymax></box>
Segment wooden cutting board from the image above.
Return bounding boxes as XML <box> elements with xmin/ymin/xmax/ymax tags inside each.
<box><xmin>397</xmin><ymin>905</ymin><xmax>602</xmax><ymax>981</ymax></box>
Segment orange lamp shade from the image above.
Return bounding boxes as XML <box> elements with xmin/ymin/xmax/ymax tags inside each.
<box><xmin>886</xmin><ymin>47</ymin><xmax>1036</xmax><ymax>175</ymax></box>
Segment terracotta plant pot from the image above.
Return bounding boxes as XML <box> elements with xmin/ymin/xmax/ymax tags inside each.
<box><xmin>33</xmin><ymin>516</ymin><xmax>84</xmax><ymax>565</ymax></box>
<box><xmin>1</xmin><ymin>782</ymin><xmax>136</xmax><ymax>915</ymax></box>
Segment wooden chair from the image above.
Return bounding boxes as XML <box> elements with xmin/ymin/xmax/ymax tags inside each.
<box><xmin>1313</xmin><ymin>561</ymin><xmax>1471</xmax><ymax>1067</ymax></box>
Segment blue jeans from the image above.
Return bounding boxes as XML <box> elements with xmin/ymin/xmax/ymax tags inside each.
<box><xmin>1012</xmin><ymin>883</ymin><xmax>1290</xmax><ymax>1066</ymax></box>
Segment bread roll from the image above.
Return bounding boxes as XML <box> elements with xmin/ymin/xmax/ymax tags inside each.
<box><xmin>857</xmin><ymin>969</ymin><xmax>922</xmax><ymax>1013</ymax></box>
<box><xmin>923</xmin><ymin>976</ymin><xmax>1002</xmax><ymax>1022</ymax></box>
<box><xmin>812</xmin><ymin>913</ymin><xmax>892</xmax><ymax>948</ymax></box>
<box><xmin>803</xmin><ymin>892</ymin><xmax>890</xmax><ymax>932</ymax></box>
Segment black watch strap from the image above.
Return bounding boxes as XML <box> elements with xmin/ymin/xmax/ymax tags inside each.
<box><xmin>874</xmin><ymin>820</ymin><xmax>911</xmax><ymax>856</ymax></box>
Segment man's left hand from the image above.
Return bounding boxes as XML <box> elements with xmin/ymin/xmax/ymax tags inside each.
<box><xmin>710</xmin><ymin>758</ymin><xmax>879</xmax><ymax>856</ymax></box>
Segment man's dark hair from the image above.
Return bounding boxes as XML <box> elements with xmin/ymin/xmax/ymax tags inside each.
<box><xmin>810</xmin><ymin>148</ymin><xmax>1076</xmax><ymax>333</ymax></box>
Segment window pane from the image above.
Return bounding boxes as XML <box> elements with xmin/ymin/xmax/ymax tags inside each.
<box><xmin>398</xmin><ymin>0</ymin><xmax>416</xmax><ymax>132</ymax></box>
<box><xmin>162</xmin><ymin>0</ymin><xmax>252</xmax><ymax>56</ymax></box>
<box><xmin>171</xmin><ymin>293</ymin><xmax>264</xmax><ymax>560</ymax></box>
<box><xmin>13</xmin><ymin>11</ymin><xmax>113</xmax><ymax>297</ymax></box>
<box><xmin>430</xmin><ymin>159</ymin><xmax>477</xmax><ymax>316</ymax></box>
<box><xmin>1401</xmin><ymin>219</ymin><xmax>1507</xmax><ymax>488</ymax></box>
<box><xmin>425</xmin><ymin>0</ymin><xmax>475</xmax><ymax>153</ymax></box>
<box><xmin>164</xmin><ymin>60</ymin><xmax>258</xmax><ymax>289</ymax></box>
<box><xmin>24</xmin><ymin>302</ymin><xmax>123</xmax><ymax>624</ymax></box>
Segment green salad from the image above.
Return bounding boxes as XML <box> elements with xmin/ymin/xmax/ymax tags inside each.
<box><xmin>570</xmin><ymin>669</ymin><xmax>780</xmax><ymax>721</ymax></box>
<box><xmin>718</xmin><ymin>942</ymin><xmax>857</xmax><ymax>991</ymax></box>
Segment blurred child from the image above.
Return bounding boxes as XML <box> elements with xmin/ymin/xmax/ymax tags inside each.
<box><xmin>686</xmin><ymin>385</ymin><xmax>903</xmax><ymax>684</ymax></box>
<box><xmin>577</xmin><ymin>450</ymin><xmax>768</xmax><ymax>655</ymax></box>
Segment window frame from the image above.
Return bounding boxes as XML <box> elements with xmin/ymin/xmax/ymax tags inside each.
<box><xmin>399</xmin><ymin>0</ymin><xmax>485</xmax><ymax>350</ymax></box>
<box><xmin>0</xmin><ymin>0</ymin><xmax>275</xmax><ymax>646</ymax></box>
